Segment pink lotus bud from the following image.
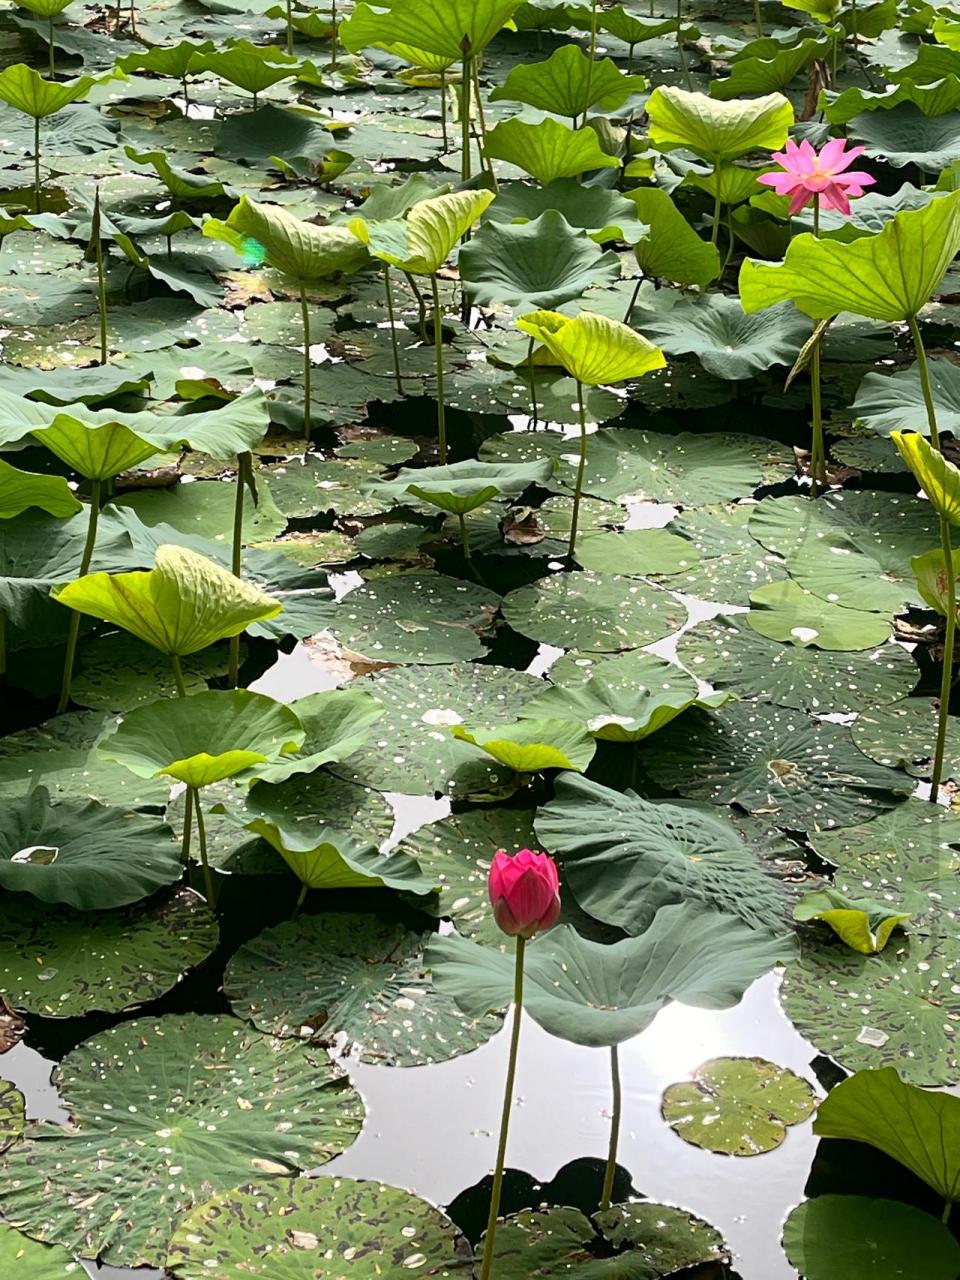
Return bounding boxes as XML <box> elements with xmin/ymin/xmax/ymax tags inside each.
<box><xmin>488</xmin><ymin>847</ymin><xmax>561</xmax><ymax>939</ymax></box>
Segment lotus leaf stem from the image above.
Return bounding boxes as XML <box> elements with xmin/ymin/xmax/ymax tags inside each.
<box><xmin>192</xmin><ymin>786</ymin><xmax>216</xmax><ymax>904</ymax></box>
<box><xmin>228</xmin><ymin>451</ymin><xmax>252</xmax><ymax>688</ymax></box>
<box><xmin>330</xmin><ymin>0</ymin><xmax>338</xmax><ymax>69</ymax></box>
<box><xmin>170</xmin><ymin>653</ymin><xmax>188</xmax><ymax>697</ymax></box>
<box><xmin>710</xmin><ymin>182</ymin><xmax>722</xmax><ymax>246</ymax></box>
<box><xmin>753</xmin><ymin>0</ymin><xmax>763</xmax><ymax>36</ymax></box>
<box><xmin>292</xmin><ymin>883</ymin><xmax>309</xmax><ymax>918</ymax></box>
<box><xmin>48</xmin><ymin>17</ymin><xmax>55</xmax><ymax>76</ymax></box>
<box><xmin>944</xmin><ymin>1201</ymin><xmax>953</xmax><ymax>1226</ymax></box>
<box><xmin>285</xmin><ymin>0</ymin><xmax>293</xmax><ymax>54</ymax></box>
<box><xmin>471</xmin><ymin>59</ymin><xmax>497</xmax><ymax>190</ymax></box>
<box><xmin>457</xmin><ymin>513</ymin><xmax>472</xmax><ymax>560</ymax></box>
<box><xmin>623</xmin><ymin>275</ymin><xmax>643</xmax><ymax>323</ymax></box>
<box><xmin>583</xmin><ymin>0</ymin><xmax>599</xmax><ymax>118</ymax></box>
<box><xmin>180</xmin><ymin>786</ymin><xmax>193</xmax><ymax>863</ymax></box>
<box><xmin>93</xmin><ymin>187</ymin><xmax>107</xmax><ymax>366</ymax></box>
<box><xmin>33</xmin><ymin>116</ymin><xmax>41</xmax><ymax>214</ymax></box>
<box><xmin>526</xmin><ymin>336</ymin><xmax>539</xmax><ymax>430</ymax></box>
<box><xmin>568</xmin><ymin>380</ymin><xmax>589</xmax><ymax>558</ymax></box>
<box><xmin>430</xmin><ymin>274</ymin><xmax>448</xmax><ymax>463</ymax></box>
<box><xmin>809</xmin><ymin>342</ymin><xmax>825</xmax><ymax>496</ymax></box>
<box><xmin>56</xmin><ymin>477</ymin><xmax>102</xmax><ymax>714</ymax></box>
<box><xmin>478</xmin><ymin>935</ymin><xmax>525</xmax><ymax>1280</ymax></box>
<box><xmin>300</xmin><ymin>283</ymin><xmax>312</xmax><ymax>443</ymax></box>
<box><xmin>461</xmin><ymin>42</ymin><xmax>472</xmax><ymax>182</ymax></box>
<box><xmin>676</xmin><ymin>0</ymin><xmax>692</xmax><ymax>91</ymax></box>
<box><xmin>440</xmin><ymin>69</ymin><xmax>448</xmax><ymax>151</ymax></box>
<box><xmin>405</xmin><ymin>270</ymin><xmax>429</xmax><ymax>341</ymax></box>
<box><xmin>600</xmin><ymin>1045</ymin><xmax>622</xmax><ymax>1213</ymax></box>
<box><xmin>383</xmin><ymin>264</ymin><xmax>404</xmax><ymax>394</ymax></box>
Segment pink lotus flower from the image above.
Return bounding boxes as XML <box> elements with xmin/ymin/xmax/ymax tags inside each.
<box><xmin>757</xmin><ymin>137</ymin><xmax>875</xmax><ymax>217</ymax></box>
<box><xmin>488</xmin><ymin>848</ymin><xmax>561</xmax><ymax>939</ymax></box>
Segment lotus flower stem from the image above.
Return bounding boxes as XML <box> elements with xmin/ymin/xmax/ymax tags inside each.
<box><xmin>300</xmin><ymin>283</ymin><xmax>312</xmax><ymax>443</ymax></box>
<box><xmin>285</xmin><ymin>0</ymin><xmax>294</xmax><ymax>54</ymax></box>
<box><xmin>228</xmin><ymin>451</ymin><xmax>252</xmax><ymax>688</ymax></box>
<box><xmin>33</xmin><ymin>116</ymin><xmax>41</xmax><ymax>214</ymax></box>
<box><xmin>430</xmin><ymin>274</ymin><xmax>448</xmax><ymax>463</ymax></box>
<box><xmin>808</xmin><ymin>195</ymin><xmax>825</xmax><ymax>496</ymax></box>
<box><xmin>192</xmin><ymin>786</ymin><xmax>217</xmax><ymax>904</ymax></box>
<box><xmin>526</xmin><ymin>336</ymin><xmax>539</xmax><ymax>430</ymax></box>
<box><xmin>383</xmin><ymin>264</ymin><xmax>404</xmax><ymax>394</ymax></box>
<box><xmin>93</xmin><ymin>187</ymin><xmax>107</xmax><ymax>365</ymax></box>
<box><xmin>479</xmin><ymin>935</ymin><xmax>526</xmax><ymax>1280</ymax></box>
<box><xmin>460</xmin><ymin>41</ymin><xmax>472</xmax><ymax>182</ymax></box>
<box><xmin>600</xmin><ymin>1045</ymin><xmax>622</xmax><ymax>1213</ymax></box>
<box><xmin>568</xmin><ymin>380</ymin><xmax>589</xmax><ymax>558</ymax></box>
<box><xmin>56</xmin><ymin>478</ymin><xmax>102</xmax><ymax>714</ymax></box>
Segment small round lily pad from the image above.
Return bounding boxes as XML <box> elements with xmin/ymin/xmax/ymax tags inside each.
<box><xmin>502</xmin><ymin>571</ymin><xmax>686</xmax><ymax>652</ymax></box>
<box><xmin>851</xmin><ymin>699</ymin><xmax>960</xmax><ymax>780</ymax></box>
<box><xmin>661</xmin><ymin>1057</ymin><xmax>816</xmax><ymax>1156</ymax></box>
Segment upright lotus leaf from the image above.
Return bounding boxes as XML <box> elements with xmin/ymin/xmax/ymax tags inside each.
<box><xmin>485</xmin><ymin>118</ymin><xmax>621</xmax><ymax>185</ymax></box>
<box><xmin>516</xmin><ymin>310</ymin><xmax>666</xmax><ymax>386</ymax></box>
<box><xmin>204</xmin><ymin>197</ymin><xmax>369</xmax><ymax>284</ymax></box>
<box><xmin>484</xmin><ymin>179</ymin><xmax>647</xmax><ymax>246</ymax></box>
<box><xmin>0</xmin><ymin>458</ymin><xmax>80</xmax><ymax>519</ymax></box>
<box><xmin>98</xmin><ymin>691</ymin><xmax>305</xmax><ymax>789</ymax></box>
<box><xmin>782</xmin><ymin>1197</ymin><xmax>960</xmax><ymax>1280</ymax></box>
<box><xmin>116</xmin><ymin>38</ymin><xmax>216</xmax><ymax>81</ymax></box>
<box><xmin>0</xmin><ymin>1013</ymin><xmax>363</xmax><ymax>1267</ymax></box>
<box><xmin>340</xmin><ymin>0</ymin><xmax>522</xmax><ymax>60</ymax></box>
<box><xmin>452</xmin><ymin>718</ymin><xmax>597</xmax><ymax>773</ymax></box>
<box><xmin>365</xmin><ymin>459</ymin><xmax>555</xmax><ymax>516</ymax></box>
<box><xmin>740</xmin><ymin>191</ymin><xmax>960</xmax><ymax>321</ymax></box>
<box><xmin>0</xmin><ymin>64</ymin><xmax>122</xmax><ymax>117</ymax></box>
<box><xmin>536</xmin><ymin>773</ymin><xmax>791</xmax><ymax>934</ymax></box>
<box><xmin>626</xmin><ymin>188</ymin><xmax>721</xmax><ymax>287</ymax></box>
<box><xmin>813</xmin><ymin>1067</ymin><xmax>960</xmax><ymax>1203</ymax></box>
<box><xmin>31</xmin><ymin>415</ymin><xmax>164</xmax><ymax>480</ymax></box>
<box><xmin>249</xmin><ymin>687</ymin><xmax>385</xmax><ymax>786</ymax></box>
<box><xmin>168</xmin><ymin>1178</ymin><xmax>462</xmax><ymax>1280</ymax></box>
<box><xmin>0</xmin><ymin>788</ymin><xmax>181</xmax><ymax>910</ymax></box>
<box><xmin>893</xmin><ymin>431</ymin><xmax>960</xmax><ymax>524</ymax></box>
<box><xmin>124</xmin><ymin>147</ymin><xmax>227</xmax><ymax>202</ymax></box>
<box><xmin>794</xmin><ymin>888</ymin><xmax>911</xmax><ymax>953</ymax></box>
<box><xmin>51</xmin><ymin>545</ymin><xmax>281</xmax><ymax>657</ymax></box>
<box><xmin>459</xmin><ymin>211</ymin><xmax>620</xmax><ymax>311</ymax></box>
<box><xmin>189</xmin><ymin>40</ymin><xmax>302</xmax><ymax>98</ymax></box>
<box><xmin>346</xmin><ymin>173</ymin><xmax>446</xmax><ymax>225</ymax></box>
<box><xmin>489</xmin><ymin>43</ymin><xmax>645</xmax><ymax>118</ymax></box>
<box><xmin>350</xmin><ymin>189</ymin><xmax>495</xmax><ymax>276</ymax></box>
<box><xmin>646</xmin><ymin>86</ymin><xmax>794</xmax><ymax>161</ymax></box>
<box><xmin>427</xmin><ymin>903</ymin><xmax>794</xmax><ymax>1047</ymax></box>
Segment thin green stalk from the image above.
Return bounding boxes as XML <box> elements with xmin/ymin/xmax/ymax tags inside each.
<box><xmin>182</xmin><ymin>74</ymin><xmax>190</xmax><ymax>107</ymax></box>
<box><xmin>810</xmin><ymin>342</ymin><xmax>825</xmax><ymax>496</ymax></box>
<box><xmin>93</xmin><ymin>187</ymin><xmax>107</xmax><ymax>365</ymax></box>
<box><xmin>405</xmin><ymin>270</ymin><xmax>429</xmax><ymax>342</ymax></box>
<box><xmin>48</xmin><ymin>16</ymin><xmax>55</xmax><ymax>76</ymax></box>
<box><xmin>458</xmin><ymin>513</ymin><xmax>472</xmax><ymax>560</ymax></box>
<box><xmin>300</xmin><ymin>283</ymin><xmax>312</xmax><ymax>443</ymax></box>
<box><xmin>430</xmin><ymin>274</ymin><xmax>448</xmax><ymax>463</ymax></box>
<box><xmin>180</xmin><ymin>786</ymin><xmax>193</xmax><ymax>863</ymax></box>
<box><xmin>227</xmin><ymin>452</ymin><xmax>250</xmax><ymax>688</ymax></box>
<box><xmin>627</xmin><ymin>42</ymin><xmax>636</xmax><ymax>74</ymax></box>
<box><xmin>33</xmin><ymin>115</ymin><xmax>41</xmax><ymax>214</ymax></box>
<box><xmin>568</xmin><ymin>380</ymin><xmax>589</xmax><ymax>558</ymax></box>
<box><xmin>460</xmin><ymin>41</ymin><xmax>472</xmax><ymax>182</ymax></box>
<box><xmin>285</xmin><ymin>0</ymin><xmax>294</xmax><ymax>54</ymax></box>
<box><xmin>600</xmin><ymin>1045</ymin><xmax>622</xmax><ymax>1213</ymax></box>
<box><xmin>292</xmin><ymin>883</ymin><xmax>308</xmax><ymax>919</ymax></box>
<box><xmin>623</xmin><ymin>274</ymin><xmax>643</xmax><ymax>323</ymax></box>
<box><xmin>330</xmin><ymin>0</ymin><xmax>338</xmax><ymax>69</ymax></box>
<box><xmin>471</xmin><ymin>59</ymin><xmax>497</xmax><ymax>190</ymax></box>
<box><xmin>478</xmin><ymin>936</ymin><xmax>526</xmax><ymax>1280</ymax></box>
<box><xmin>753</xmin><ymin>0</ymin><xmax>763</xmax><ymax>36</ymax></box>
<box><xmin>583</xmin><ymin>0</ymin><xmax>599</xmax><ymax>118</ymax></box>
<box><xmin>933</xmin><ymin>516</ymin><xmax>957</xmax><ymax>798</ymax></box>
<box><xmin>192</xmin><ymin>786</ymin><xmax>216</xmax><ymax>905</ymax></box>
<box><xmin>943</xmin><ymin>1201</ymin><xmax>953</xmax><ymax>1226</ymax></box>
<box><xmin>710</xmin><ymin>181</ymin><xmax>723</xmax><ymax>246</ymax></box>
<box><xmin>676</xmin><ymin>0</ymin><xmax>692</xmax><ymax>90</ymax></box>
<box><xmin>440</xmin><ymin>69</ymin><xmax>448</xmax><ymax>151</ymax></box>
<box><xmin>909</xmin><ymin>313</ymin><xmax>940</xmax><ymax>449</ymax></box>
<box><xmin>526</xmin><ymin>336</ymin><xmax>539</xmax><ymax>430</ymax></box>
<box><xmin>56</xmin><ymin>478</ymin><xmax>102</xmax><ymax>714</ymax></box>
<box><xmin>384</xmin><ymin>264</ymin><xmax>404</xmax><ymax>394</ymax></box>
<box><xmin>170</xmin><ymin>652</ymin><xmax>188</xmax><ymax>697</ymax></box>
<box><xmin>722</xmin><ymin>209</ymin><xmax>736</xmax><ymax>274</ymax></box>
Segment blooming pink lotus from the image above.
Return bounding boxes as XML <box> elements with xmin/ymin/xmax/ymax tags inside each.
<box><xmin>488</xmin><ymin>848</ymin><xmax>561</xmax><ymax>939</ymax></box>
<box><xmin>757</xmin><ymin>137</ymin><xmax>875</xmax><ymax>216</ymax></box>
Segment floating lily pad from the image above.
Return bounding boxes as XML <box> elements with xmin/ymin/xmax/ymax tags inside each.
<box><xmin>748</xmin><ymin>491</ymin><xmax>937</xmax><ymax>567</ymax></box>
<box><xmin>780</xmin><ymin>931</ymin><xmax>960</xmax><ymax>1084</ymax></box>
<box><xmin>167</xmin><ymin>1177</ymin><xmax>462</xmax><ymax>1279</ymax></box>
<box><xmin>262</xmin><ymin>456</ymin><xmax>388</xmax><ymax>519</ymax></box>
<box><xmin>226</xmin><ymin>912</ymin><xmax>503</xmax><ymax>1066</ymax></box>
<box><xmin>0</xmin><ymin>1225</ymin><xmax>80</xmax><ymax>1277</ymax></box>
<box><xmin>678</xmin><ymin>616</ymin><xmax>918</xmax><ymax>713</ymax></box>
<box><xmin>502</xmin><ymin>572</ymin><xmax>685</xmax><ymax>652</ymax></box>
<box><xmin>661</xmin><ymin>1057</ymin><xmax>816</xmax><ymax>1156</ymax></box>
<box><xmin>572</xmin><ymin>527</ymin><xmax>700</xmax><ymax>577</ymax></box>
<box><xmin>69</xmin><ymin>633</ymin><xmax>231</xmax><ymax>711</ymax></box>
<box><xmin>0</xmin><ymin>788</ymin><xmax>181</xmax><ymax>909</ymax></box>
<box><xmin>851</xmin><ymin>699</ymin><xmax>960</xmax><ymax>780</ymax></box>
<box><xmin>746</xmin><ymin>580</ymin><xmax>892</xmax><ymax>652</ymax></box>
<box><xmin>332</xmin><ymin>574</ymin><xmax>499</xmax><ymax>664</ymax></box>
<box><xmin>0</xmin><ymin>1013</ymin><xmax>364</xmax><ymax>1267</ymax></box>
<box><xmin>645</xmin><ymin>703</ymin><xmax>912</xmax><ymax>830</ymax></box>
<box><xmin>656</xmin><ymin>504</ymin><xmax>788</xmax><ymax>604</ymax></box>
<box><xmin>783</xmin><ymin>1196</ymin><xmax>960</xmax><ymax>1280</ymax></box>
<box><xmin>0</xmin><ymin>887</ymin><xmax>217</xmax><ymax>1017</ymax></box>
<box><xmin>330</xmin><ymin>663</ymin><xmax>545</xmax><ymax>798</ymax></box>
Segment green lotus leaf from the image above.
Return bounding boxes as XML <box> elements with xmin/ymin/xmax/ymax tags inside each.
<box><xmin>825</xmin><ymin>75</ymin><xmax>960</xmax><ymax>125</ymax></box>
<box><xmin>0</xmin><ymin>1013</ymin><xmax>363</xmax><ymax>1267</ymax></box>
<box><xmin>740</xmin><ymin>191</ymin><xmax>960</xmax><ymax>321</ymax></box>
<box><xmin>249</xmin><ymin>688</ymin><xmax>384</xmax><ymax>786</ymax></box>
<box><xmin>459</xmin><ymin>210</ymin><xmax>620</xmax><ymax>311</ymax></box>
<box><xmin>572</xmin><ymin>527</ymin><xmax>701</xmax><ymax>575</ymax></box>
<box><xmin>115</xmin><ymin>38</ymin><xmax>215</xmax><ymax>80</ymax></box>
<box><xmin>0</xmin><ymin>512</ymin><xmax>121</xmax><ymax>629</ymax></box>
<box><xmin>189</xmin><ymin>40</ymin><xmax>302</xmax><ymax>95</ymax></box>
<box><xmin>850</xmin><ymin>698</ymin><xmax>960</xmax><ymax>781</ymax></box>
<box><xmin>795</xmin><ymin>887</ymin><xmax>911</xmax><ymax>953</ymax></box>
<box><xmin>813</xmin><ymin>1067</ymin><xmax>960</xmax><ymax>1202</ymax></box>
<box><xmin>340</xmin><ymin>0</ymin><xmax>522</xmax><ymax>60</ymax></box>
<box><xmin>682</xmin><ymin>159</ymin><xmax>773</xmax><ymax>206</ymax></box>
<box><xmin>32</xmin><ymin>416</ymin><xmax>164</xmax><ymax>480</ymax></box>
<box><xmin>489</xmin><ymin>42</ymin><xmax>645</xmax><ymax>117</ymax></box>
<box><xmin>601</xmin><ymin>4</ymin><xmax>678</xmax><ymax>44</ymax></box>
<box><xmin>782</xmin><ymin>1197</ymin><xmax>960</xmax><ymax>1280</ymax></box>
<box><xmin>51</xmin><ymin>545</ymin><xmax>282</xmax><ymax>657</ymax></box>
<box><xmin>712</xmin><ymin>33</ymin><xmax>836</xmax><ymax>100</ymax></box>
<box><xmin>98</xmin><ymin>690</ymin><xmax>304</xmax><ymax>788</ymax></box>
<box><xmin>0</xmin><ymin>1224</ymin><xmax>80</xmax><ymax>1277</ymax></box>
<box><xmin>168</xmin><ymin>1177</ymin><xmax>461</xmax><ymax>1279</ymax></box>
<box><xmin>0</xmin><ymin>458</ymin><xmax>80</xmax><ymax>519</ymax></box>
<box><xmin>503</xmin><ymin>571</ymin><xmax>686</xmax><ymax>652</ymax></box>
<box><xmin>485</xmin><ymin>117</ymin><xmax>620</xmax><ymax>184</ymax></box>
<box><xmin>521</xmin><ymin>669</ymin><xmax>720</xmax><ymax>742</ymax></box>
<box><xmin>427</xmin><ymin>902</ymin><xmax>793</xmax><ymax>1047</ymax></box>
<box><xmin>626</xmin><ymin>187</ymin><xmax>721</xmax><ymax>287</ymax></box>
<box><xmin>515</xmin><ymin>309</ymin><xmax>666</xmax><ymax>386</ymax></box>
<box><xmin>854</xmin><ymin>357</ymin><xmax>960</xmax><ymax>437</ymax></box>
<box><xmin>848</xmin><ymin>104</ymin><xmax>960</xmax><ymax>171</ymax></box>
<box><xmin>350</xmin><ymin>189</ymin><xmax>495</xmax><ymax>276</ymax></box>
<box><xmin>243</xmin><ymin>817</ymin><xmax>429</xmax><ymax>890</ymax></box>
<box><xmin>646</xmin><ymin>85</ymin><xmax>794</xmax><ymax>161</ymax></box>
<box><xmin>124</xmin><ymin>146</ymin><xmax>227</xmax><ymax>201</ymax></box>
<box><xmin>204</xmin><ymin>196</ymin><xmax>369</xmax><ymax>284</ymax></box>
<box><xmin>0</xmin><ymin>64</ymin><xmax>122</xmax><ymax>118</ymax></box>
<box><xmin>746</xmin><ymin>579</ymin><xmax>892</xmax><ymax>651</ymax></box>
<box><xmin>16</xmin><ymin>0</ymin><xmax>70</xmax><ymax>15</ymax></box>
<box><xmin>662</xmin><ymin>1057</ymin><xmax>816</xmax><ymax>1155</ymax></box>
<box><xmin>0</xmin><ymin>787</ymin><xmax>181</xmax><ymax>910</ymax></box>
<box><xmin>893</xmin><ymin>430</ymin><xmax>960</xmax><ymax>524</ymax></box>
<box><xmin>365</xmin><ymin>458</ymin><xmax>555</xmax><ymax>516</ymax></box>
<box><xmin>536</xmin><ymin>772</ymin><xmax>791</xmax><ymax>934</ymax></box>
<box><xmin>452</xmin><ymin>718</ymin><xmax>596</xmax><ymax>773</ymax></box>
<box><xmin>484</xmin><ymin>178</ymin><xmax>647</xmax><ymax>245</ymax></box>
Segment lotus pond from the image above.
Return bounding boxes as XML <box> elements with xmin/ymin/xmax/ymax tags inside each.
<box><xmin>5</xmin><ymin>0</ymin><xmax>960</xmax><ymax>1277</ymax></box>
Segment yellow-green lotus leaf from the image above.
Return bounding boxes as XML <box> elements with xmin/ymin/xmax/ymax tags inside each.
<box><xmin>203</xmin><ymin>196</ymin><xmax>370</xmax><ymax>284</ymax></box>
<box><xmin>646</xmin><ymin>86</ymin><xmax>793</xmax><ymax>161</ymax></box>
<box><xmin>485</xmin><ymin>117</ymin><xmax>621</xmax><ymax>185</ymax></box>
<box><xmin>0</xmin><ymin>458</ymin><xmax>81</xmax><ymax>519</ymax></box>
<box><xmin>351</xmin><ymin>190</ymin><xmax>495</xmax><ymax>276</ymax></box>
<box><xmin>452</xmin><ymin>718</ymin><xmax>596</xmax><ymax>773</ymax></box>
<box><xmin>894</xmin><ymin>431</ymin><xmax>960</xmax><ymax>525</ymax></box>
<box><xmin>32</xmin><ymin>416</ymin><xmax>163</xmax><ymax>481</ymax></box>
<box><xmin>515</xmin><ymin>311</ymin><xmax>666</xmax><ymax>386</ymax></box>
<box><xmin>51</xmin><ymin>545</ymin><xmax>282</xmax><ymax>656</ymax></box>
<box><xmin>0</xmin><ymin>64</ymin><xmax>124</xmax><ymax>118</ymax></box>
